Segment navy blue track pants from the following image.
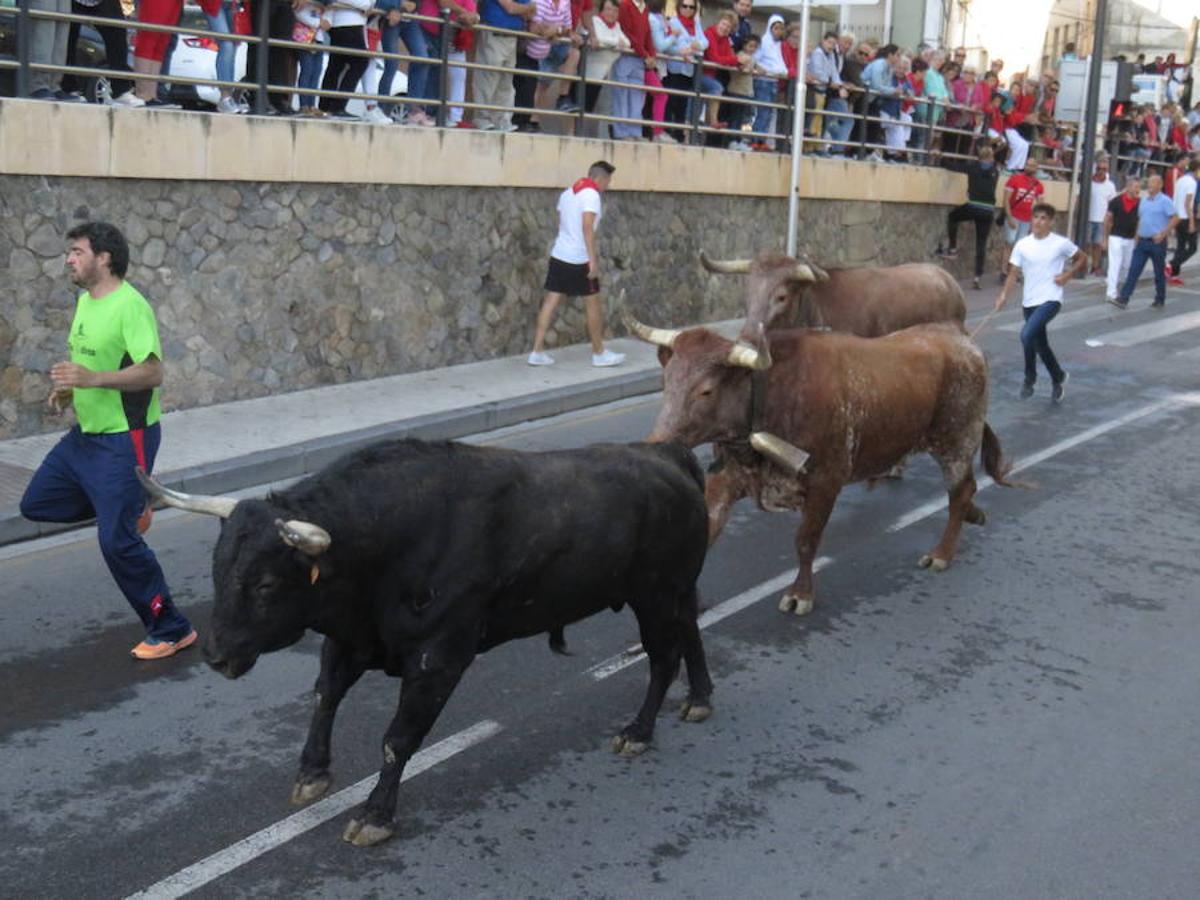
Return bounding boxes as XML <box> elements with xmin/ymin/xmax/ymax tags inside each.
<box><xmin>20</xmin><ymin>424</ymin><xmax>192</xmax><ymax>641</ymax></box>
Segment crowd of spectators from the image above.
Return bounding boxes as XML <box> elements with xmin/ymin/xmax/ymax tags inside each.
<box><xmin>14</xmin><ymin>0</ymin><xmax>1197</xmax><ymax>174</ymax></box>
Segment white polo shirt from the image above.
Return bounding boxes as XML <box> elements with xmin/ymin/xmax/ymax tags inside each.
<box><xmin>1010</xmin><ymin>232</ymin><xmax>1078</xmax><ymax>307</ymax></box>
<box><xmin>550</xmin><ymin>183</ymin><xmax>602</xmax><ymax>265</ymax></box>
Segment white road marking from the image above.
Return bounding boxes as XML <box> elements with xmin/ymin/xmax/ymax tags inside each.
<box><xmin>1085</xmin><ymin>310</ymin><xmax>1200</xmax><ymax>348</ymax></box>
<box><xmin>586</xmin><ymin>559</ymin><xmax>834</xmax><ymax>682</ymax></box>
<box><xmin>888</xmin><ymin>392</ymin><xmax>1200</xmax><ymax>532</ymax></box>
<box><xmin>125</xmin><ymin>720</ymin><xmax>503</xmax><ymax>900</ymax></box>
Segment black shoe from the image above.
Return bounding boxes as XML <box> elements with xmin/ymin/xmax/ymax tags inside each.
<box><xmin>54</xmin><ymin>89</ymin><xmax>86</xmax><ymax>103</ymax></box>
<box><xmin>555</xmin><ymin>97</ymin><xmax>581</xmax><ymax>113</ymax></box>
<box><xmin>144</xmin><ymin>98</ymin><xmax>181</xmax><ymax>109</ymax></box>
<box><xmin>1150</xmin><ymin>302</ymin><xmax>1165</xmax><ymax>310</ymax></box>
<box><xmin>29</xmin><ymin>87</ymin><xmax>56</xmax><ymax>100</ymax></box>
<box><xmin>1020</xmin><ymin>381</ymin><xmax>1034</xmax><ymax>399</ymax></box>
<box><xmin>1107</xmin><ymin>297</ymin><xmax>1128</xmax><ymax>309</ymax></box>
<box><xmin>1051</xmin><ymin>372</ymin><xmax>1068</xmax><ymax>403</ymax></box>
<box><xmin>517</xmin><ymin>121</ymin><xmax>542</xmax><ymax>133</ymax></box>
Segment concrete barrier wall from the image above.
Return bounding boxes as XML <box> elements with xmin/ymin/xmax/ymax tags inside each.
<box><xmin>0</xmin><ymin>100</ymin><xmax>1069</xmax><ymax>439</ymax></box>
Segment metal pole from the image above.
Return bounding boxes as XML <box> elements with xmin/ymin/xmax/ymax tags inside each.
<box><xmin>1072</xmin><ymin>0</ymin><xmax>1108</xmax><ymax>248</ymax></box>
<box><xmin>689</xmin><ymin>59</ymin><xmax>703</xmax><ymax>146</ymax></box>
<box><xmin>16</xmin><ymin>0</ymin><xmax>31</xmax><ymax>98</ymax></box>
<box><xmin>436</xmin><ymin>8</ymin><xmax>452</xmax><ymax>128</ymax></box>
<box><xmin>577</xmin><ymin>39</ymin><xmax>588</xmax><ymax>133</ymax></box>
<box><xmin>254</xmin><ymin>0</ymin><xmax>270</xmax><ymax>114</ymax></box>
<box><xmin>785</xmin><ymin>0</ymin><xmax>810</xmax><ymax>257</ymax></box>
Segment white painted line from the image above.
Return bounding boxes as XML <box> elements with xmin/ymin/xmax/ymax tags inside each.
<box><xmin>997</xmin><ymin>303</ymin><xmax>1119</xmax><ymax>333</ymax></box>
<box><xmin>1084</xmin><ymin>310</ymin><xmax>1200</xmax><ymax>348</ymax></box>
<box><xmin>586</xmin><ymin>559</ymin><xmax>833</xmax><ymax>682</ymax></box>
<box><xmin>1173</xmin><ymin>344</ymin><xmax>1200</xmax><ymax>359</ymax></box>
<box><xmin>126</xmin><ymin>720</ymin><xmax>503</xmax><ymax>900</ymax></box>
<box><xmin>888</xmin><ymin>392</ymin><xmax>1200</xmax><ymax>532</ymax></box>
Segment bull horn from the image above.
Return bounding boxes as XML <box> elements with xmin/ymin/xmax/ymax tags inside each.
<box><xmin>726</xmin><ymin>326</ymin><xmax>772</xmax><ymax>370</ymax></box>
<box><xmin>789</xmin><ymin>263</ymin><xmax>820</xmax><ymax>283</ymax></box>
<box><xmin>136</xmin><ymin>468</ymin><xmax>238</xmax><ymax>519</ymax></box>
<box><xmin>750</xmin><ymin>432</ymin><xmax>810</xmax><ymax>475</ymax></box>
<box><xmin>809</xmin><ymin>262</ymin><xmax>830</xmax><ymax>282</ymax></box>
<box><xmin>276</xmin><ymin>518</ymin><xmax>332</xmax><ymax>556</ymax></box>
<box><xmin>620</xmin><ymin>294</ymin><xmax>682</xmax><ymax>348</ymax></box>
<box><xmin>699</xmin><ymin>250</ymin><xmax>753</xmax><ymax>275</ymax></box>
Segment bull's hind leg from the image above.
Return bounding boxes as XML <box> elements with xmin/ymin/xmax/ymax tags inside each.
<box><xmin>613</xmin><ymin>609</ymin><xmax>684</xmax><ymax>757</ymax></box>
<box><xmin>780</xmin><ymin>484</ymin><xmax>839</xmax><ymax>616</ymax></box>
<box><xmin>678</xmin><ymin>590</ymin><xmax>714</xmax><ymax>723</ymax></box>
<box><xmin>293</xmin><ymin>637</ymin><xmax>366</xmax><ymax>806</ymax></box>
<box><xmin>919</xmin><ymin>462</ymin><xmax>976</xmax><ymax>571</ymax></box>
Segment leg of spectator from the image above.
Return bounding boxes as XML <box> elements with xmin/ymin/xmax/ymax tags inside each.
<box><xmin>420</xmin><ymin>29</ymin><xmax>444</xmax><ymax>117</ymax></box>
<box><xmin>644</xmin><ymin>68</ymin><xmax>667</xmax><ymax>140</ymax></box>
<box><xmin>379</xmin><ymin>22</ymin><xmax>401</xmax><ymax>114</ymax></box>
<box><xmin>296</xmin><ymin>48</ymin><xmax>323</xmax><ymax>112</ymax></box>
<box><xmin>512</xmin><ymin>47</ymin><xmax>539</xmax><ymax>130</ymax></box>
<box><xmin>61</xmin><ymin>7</ymin><xmax>81</xmax><ymax>94</ymax></box>
<box><xmin>319</xmin><ymin>28</ymin><xmax>352</xmax><ymax>114</ymax></box>
<box><xmin>945</xmin><ymin>204</ymin><xmax>967</xmax><ymax>251</ymax></box>
<box><xmin>95</xmin><ymin>0</ymin><xmax>134</xmax><ymax>99</ymax></box>
<box><xmin>972</xmin><ymin>207</ymin><xmax>993</xmax><ymax>280</ymax></box>
<box><xmin>1170</xmin><ymin>221</ymin><xmax>1197</xmax><ymax>276</ymax></box>
<box><xmin>751</xmin><ymin>78</ymin><xmax>775</xmax><ymax>145</ymax></box>
<box><xmin>446</xmin><ymin>48</ymin><xmax>467</xmax><ymax>125</ymax></box>
<box><xmin>1105</xmin><ymin>235</ymin><xmax>1127</xmax><ymax>300</ymax></box>
<box><xmin>399</xmin><ymin>19</ymin><xmax>432</xmax><ymax>123</ymax></box>
<box><xmin>609</xmin><ymin>55</ymin><xmax>644</xmax><ymax>140</ymax></box>
<box><xmin>1118</xmin><ymin>239</ymin><xmax>1151</xmax><ymax>303</ymax></box>
<box><xmin>1149</xmin><ymin>241</ymin><xmax>1167</xmax><ymax>305</ymax></box>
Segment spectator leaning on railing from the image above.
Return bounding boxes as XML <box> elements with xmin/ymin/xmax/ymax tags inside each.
<box><xmin>581</xmin><ymin>0</ymin><xmax>630</xmax><ymax>124</ymax></box>
<box><xmin>28</xmin><ymin>0</ymin><xmax>83</xmax><ymax>102</ymax></box>
<box><xmin>474</xmin><ymin>0</ymin><xmax>535</xmax><ymax>132</ymax></box>
<box><xmin>63</xmin><ymin>0</ymin><xmax>133</xmax><ymax>104</ymax></box>
<box><xmin>804</xmin><ymin>30</ymin><xmax>840</xmax><ymax>149</ymax></box>
<box><xmin>703</xmin><ymin>11</ymin><xmax>742</xmax><ymax>142</ymax></box>
<box><xmin>610</xmin><ymin>0</ymin><xmax>654</xmax><ymax>141</ymax></box>
<box><xmin>722</xmin><ymin>31</ymin><xmax>758</xmax><ymax>151</ymax></box>
<box><xmin>661</xmin><ymin>0</ymin><xmax>715</xmax><ymax>140</ymax></box>
<box><xmin>319</xmin><ymin>0</ymin><xmax>373</xmax><ymax>118</ymax></box>
<box><xmin>293</xmin><ymin>0</ymin><xmax>330</xmax><ymax>117</ymax></box>
<box><xmin>749</xmin><ymin>14</ymin><xmax>787</xmax><ymax>151</ymax></box>
<box><xmin>528</xmin><ymin>0</ymin><xmax>583</xmax><ymax>130</ymax></box>
<box><xmin>642</xmin><ymin>0</ymin><xmax>672</xmax><ymax>143</ymax></box>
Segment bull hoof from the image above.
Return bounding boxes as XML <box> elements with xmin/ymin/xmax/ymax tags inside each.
<box><xmin>342</xmin><ymin>818</ymin><xmax>395</xmax><ymax>847</ymax></box>
<box><xmin>778</xmin><ymin>593</ymin><xmax>814</xmax><ymax>616</ymax></box>
<box><xmin>918</xmin><ymin>554</ymin><xmax>950</xmax><ymax>572</ymax></box>
<box><xmin>290</xmin><ymin>772</ymin><xmax>332</xmax><ymax>806</ymax></box>
<box><xmin>966</xmin><ymin>506</ymin><xmax>987</xmax><ymax>526</ymax></box>
<box><xmin>611</xmin><ymin>733</ymin><xmax>650</xmax><ymax>757</ymax></box>
<box><xmin>679</xmin><ymin>699</ymin><xmax>712</xmax><ymax>723</ymax></box>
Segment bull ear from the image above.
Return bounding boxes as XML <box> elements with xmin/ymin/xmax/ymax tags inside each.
<box><xmin>657</xmin><ymin>345</ymin><xmax>673</xmax><ymax>367</ymax></box>
<box><xmin>276</xmin><ymin>518</ymin><xmax>332</xmax><ymax>557</ymax></box>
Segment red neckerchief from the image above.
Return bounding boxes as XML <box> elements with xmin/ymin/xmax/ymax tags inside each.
<box><xmin>572</xmin><ymin>178</ymin><xmax>600</xmax><ymax>194</ymax></box>
<box><xmin>678</xmin><ymin>14</ymin><xmax>696</xmax><ymax>35</ymax></box>
<box><xmin>1119</xmin><ymin>193</ymin><xmax>1139</xmax><ymax>214</ymax></box>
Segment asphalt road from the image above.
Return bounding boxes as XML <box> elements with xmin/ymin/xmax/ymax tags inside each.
<box><xmin>3</xmin><ymin>278</ymin><xmax>1200</xmax><ymax>900</ymax></box>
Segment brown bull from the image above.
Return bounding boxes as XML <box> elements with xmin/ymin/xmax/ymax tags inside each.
<box><xmin>630</xmin><ymin>316</ymin><xmax>1014</xmax><ymax>616</ymax></box>
<box><xmin>700</xmin><ymin>251</ymin><xmax>967</xmax><ymax>341</ymax></box>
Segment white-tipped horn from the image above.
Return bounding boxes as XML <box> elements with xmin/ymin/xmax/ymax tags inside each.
<box><xmin>699</xmin><ymin>250</ymin><xmax>753</xmax><ymax>275</ymax></box>
<box><xmin>750</xmin><ymin>432</ymin><xmax>810</xmax><ymax>475</ymax></box>
<box><xmin>790</xmin><ymin>263</ymin><xmax>820</xmax><ymax>283</ymax></box>
<box><xmin>725</xmin><ymin>342</ymin><xmax>770</xmax><ymax>370</ymax></box>
<box><xmin>621</xmin><ymin>295</ymin><xmax>682</xmax><ymax>348</ymax></box>
<box><xmin>809</xmin><ymin>262</ymin><xmax>830</xmax><ymax>282</ymax></box>
<box><xmin>276</xmin><ymin>518</ymin><xmax>332</xmax><ymax>557</ymax></box>
<box><xmin>136</xmin><ymin>468</ymin><xmax>238</xmax><ymax>519</ymax></box>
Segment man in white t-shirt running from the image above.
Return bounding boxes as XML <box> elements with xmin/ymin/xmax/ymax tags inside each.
<box><xmin>994</xmin><ymin>202</ymin><xmax>1087</xmax><ymax>403</ymax></box>
<box><xmin>528</xmin><ymin>161</ymin><xmax>625</xmax><ymax>368</ymax></box>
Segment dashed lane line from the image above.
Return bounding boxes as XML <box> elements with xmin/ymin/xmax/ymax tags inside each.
<box><xmin>1084</xmin><ymin>310</ymin><xmax>1200</xmax><ymax>348</ymax></box>
<box><xmin>125</xmin><ymin>720</ymin><xmax>503</xmax><ymax>900</ymax></box>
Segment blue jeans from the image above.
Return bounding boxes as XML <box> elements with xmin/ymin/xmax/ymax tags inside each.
<box><xmin>20</xmin><ymin>424</ymin><xmax>192</xmax><ymax>642</ymax></box>
<box><xmin>822</xmin><ymin>97</ymin><xmax>853</xmax><ymax>150</ymax></box>
<box><xmin>752</xmin><ymin>77</ymin><xmax>776</xmax><ymax>136</ymax></box>
<box><xmin>297</xmin><ymin>46</ymin><xmax>325</xmax><ymax>108</ymax></box>
<box><xmin>205</xmin><ymin>2</ymin><xmax>236</xmax><ymax>86</ymax></box>
<box><xmin>1020</xmin><ymin>301</ymin><xmax>1064</xmax><ymax>385</ymax></box>
<box><xmin>382</xmin><ymin>20</ymin><xmax>435</xmax><ymax>109</ymax></box>
<box><xmin>1119</xmin><ymin>237</ymin><xmax>1168</xmax><ymax>304</ymax></box>
<box><xmin>417</xmin><ymin>28</ymin><xmax>443</xmax><ymax>110</ymax></box>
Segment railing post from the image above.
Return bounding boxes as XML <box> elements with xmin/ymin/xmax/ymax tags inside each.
<box><xmin>922</xmin><ymin>96</ymin><xmax>935</xmax><ymax>165</ymax></box>
<box><xmin>16</xmin><ymin>0</ymin><xmax>31</xmax><ymax>98</ymax></box>
<box><xmin>689</xmin><ymin>62</ymin><xmax>703</xmax><ymax>146</ymax></box>
<box><xmin>254</xmin><ymin>0</ymin><xmax>270</xmax><ymax>114</ymax></box>
<box><xmin>857</xmin><ymin>87</ymin><xmax>870</xmax><ymax>159</ymax></box>
<box><xmin>577</xmin><ymin>39</ymin><xmax>588</xmax><ymax>132</ymax></box>
<box><xmin>435</xmin><ymin>8</ymin><xmax>452</xmax><ymax>128</ymax></box>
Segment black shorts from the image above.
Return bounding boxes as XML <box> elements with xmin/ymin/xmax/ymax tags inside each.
<box><xmin>544</xmin><ymin>257</ymin><xmax>599</xmax><ymax>296</ymax></box>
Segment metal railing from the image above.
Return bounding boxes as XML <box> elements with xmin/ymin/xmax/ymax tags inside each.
<box><xmin>0</xmin><ymin>2</ymin><xmax>1078</xmax><ymax>176</ymax></box>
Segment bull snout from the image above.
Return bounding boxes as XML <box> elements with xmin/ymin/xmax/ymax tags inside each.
<box><xmin>203</xmin><ymin>636</ymin><xmax>257</xmax><ymax>679</ymax></box>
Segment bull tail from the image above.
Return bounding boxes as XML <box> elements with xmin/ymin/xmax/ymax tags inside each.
<box><xmin>981</xmin><ymin>423</ymin><xmax>1028</xmax><ymax>489</ymax></box>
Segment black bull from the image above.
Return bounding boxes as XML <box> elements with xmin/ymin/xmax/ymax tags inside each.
<box><xmin>139</xmin><ymin>439</ymin><xmax>714</xmax><ymax>847</ymax></box>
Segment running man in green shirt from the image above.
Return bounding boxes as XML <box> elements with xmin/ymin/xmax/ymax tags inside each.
<box><xmin>20</xmin><ymin>222</ymin><xmax>197</xmax><ymax>660</ymax></box>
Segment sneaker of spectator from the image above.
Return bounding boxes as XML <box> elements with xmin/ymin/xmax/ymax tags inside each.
<box><xmin>217</xmin><ymin>96</ymin><xmax>241</xmax><ymax>114</ymax></box>
<box><xmin>364</xmin><ymin>104</ymin><xmax>393</xmax><ymax>124</ymax></box>
<box><xmin>111</xmin><ymin>90</ymin><xmax>146</xmax><ymax>108</ymax></box>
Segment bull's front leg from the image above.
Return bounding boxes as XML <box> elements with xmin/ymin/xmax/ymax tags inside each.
<box><xmin>293</xmin><ymin>637</ymin><xmax>366</xmax><ymax>805</ymax></box>
<box><xmin>704</xmin><ymin>468</ymin><xmax>745</xmax><ymax>546</ymax></box>
<box><xmin>342</xmin><ymin>645</ymin><xmax>473</xmax><ymax>847</ymax></box>
<box><xmin>780</xmin><ymin>484</ymin><xmax>840</xmax><ymax>616</ymax></box>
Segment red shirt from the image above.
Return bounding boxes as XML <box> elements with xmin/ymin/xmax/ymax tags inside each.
<box><xmin>569</xmin><ymin>0</ymin><xmax>592</xmax><ymax>29</ymax></box>
<box><xmin>703</xmin><ymin>26</ymin><xmax>737</xmax><ymax>75</ymax></box>
<box><xmin>618</xmin><ymin>0</ymin><xmax>653</xmax><ymax>59</ymax></box>
<box><xmin>782</xmin><ymin>41</ymin><xmax>798</xmax><ymax>80</ymax></box>
<box><xmin>1005</xmin><ymin>172</ymin><xmax>1044</xmax><ymax>222</ymax></box>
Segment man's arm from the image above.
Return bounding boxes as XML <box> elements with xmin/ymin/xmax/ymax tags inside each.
<box><xmin>50</xmin><ymin>356</ymin><xmax>164</xmax><ymax>392</ymax></box>
<box><xmin>582</xmin><ymin>211</ymin><xmax>599</xmax><ymax>279</ymax></box>
<box><xmin>1102</xmin><ymin>209</ymin><xmax>1112</xmax><ymax>245</ymax></box>
<box><xmin>1153</xmin><ymin>212</ymin><xmax>1179</xmax><ymax>243</ymax></box>
<box><xmin>995</xmin><ymin>263</ymin><xmax>1021</xmax><ymax>310</ymax></box>
<box><xmin>1054</xmin><ymin>249</ymin><xmax>1087</xmax><ymax>286</ymax></box>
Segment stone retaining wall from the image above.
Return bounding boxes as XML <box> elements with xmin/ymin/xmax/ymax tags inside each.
<box><xmin>0</xmin><ymin>175</ymin><xmax>989</xmax><ymax>440</ymax></box>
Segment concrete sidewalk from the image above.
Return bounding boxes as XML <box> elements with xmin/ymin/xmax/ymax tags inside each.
<box><xmin>0</xmin><ymin>327</ymin><xmax>731</xmax><ymax>547</ymax></box>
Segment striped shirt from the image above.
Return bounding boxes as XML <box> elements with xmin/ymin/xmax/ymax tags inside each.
<box><xmin>527</xmin><ymin>0</ymin><xmax>572</xmax><ymax>60</ymax></box>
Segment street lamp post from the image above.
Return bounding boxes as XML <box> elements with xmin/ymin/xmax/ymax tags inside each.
<box><xmin>786</xmin><ymin>0</ymin><xmax>811</xmax><ymax>257</ymax></box>
<box><xmin>1072</xmin><ymin>0</ymin><xmax>1109</xmax><ymax>249</ymax></box>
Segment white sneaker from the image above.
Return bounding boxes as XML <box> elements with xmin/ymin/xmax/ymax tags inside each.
<box><xmin>216</xmin><ymin>96</ymin><xmax>240</xmax><ymax>114</ymax></box>
<box><xmin>496</xmin><ymin>122</ymin><xmax>518</xmax><ymax>133</ymax></box>
<box><xmin>475</xmin><ymin>120</ymin><xmax>496</xmax><ymax>131</ymax></box>
<box><xmin>364</xmin><ymin>105</ymin><xmax>392</xmax><ymax>125</ymax></box>
<box><xmin>591</xmin><ymin>349</ymin><xmax>625</xmax><ymax>367</ymax></box>
<box><xmin>527</xmin><ymin>351</ymin><xmax>555</xmax><ymax>366</ymax></box>
<box><xmin>111</xmin><ymin>90</ymin><xmax>145</xmax><ymax>109</ymax></box>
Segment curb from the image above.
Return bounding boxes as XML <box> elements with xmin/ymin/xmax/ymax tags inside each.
<box><xmin>0</xmin><ymin>368</ymin><xmax>663</xmax><ymax>548</ymax></box>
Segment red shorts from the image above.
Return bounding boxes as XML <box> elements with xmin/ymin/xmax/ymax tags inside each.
<box><xmin>135</xmin><ymin>0</ymin><xmax>183</xmax><ymax>63</ymax></box>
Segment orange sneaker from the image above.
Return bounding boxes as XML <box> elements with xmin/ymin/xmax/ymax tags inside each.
<box><xmin>137</xmin><ymin>503</ymin><xmax>154</xmax><ymax>535</ymax></box>
<box><xmin>131</xmin><ymin>629</ymin><xmax>198</xmax><ymax>660</ymax></box>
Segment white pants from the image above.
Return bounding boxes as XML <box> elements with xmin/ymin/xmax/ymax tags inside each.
<box><xmin>447</xmin><ymin>49</ymin><xmax>466</xmax><ymax>124</ymax></box>
<box><xmin>881</xmin><ymin>110</ymin><xmax>912</xmax><ymax>150</ymax></box>
<box><xmin>1106</xmin><ymin>235</ymin><xmax>1134</xmax><ymax>299</ymax></box>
